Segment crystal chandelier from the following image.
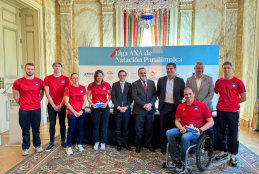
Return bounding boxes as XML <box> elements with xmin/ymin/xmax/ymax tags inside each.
<box><xmin>115</xmin><ymin>0</ymin><xmax>178</xmax><ymax>28</ymax></box>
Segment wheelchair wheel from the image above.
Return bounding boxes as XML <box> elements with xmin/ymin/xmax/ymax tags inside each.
<box><xmin>196</xmin><ymin>134</ymin><xmax>213</xmax><ymax>171</ymax></box>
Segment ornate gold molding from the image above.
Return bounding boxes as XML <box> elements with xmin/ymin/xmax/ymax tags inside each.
<box><xmin>74</xmin><ymin>7</ymin><xmax>100</xmax><ymax>16</ymax></box>
<box><xmin>226</xmin><ymin>0</ymin><xmax>238</xmax><ymax>10</ymax></box>
<box><xmin>180</xmin><ymin>0</ymin><xmax>194</xmax><ymax>11</ymax></box>
<box><xmin>196</xmin><ymin>4</ymin><xmax>221</xmax><ymax>13</ymax></box>
<box><xmin>74</xmin><ymin>0</ymin><xmax>99</xmax><ymax>3</ymax></box>
<box><xmin>58</xmin><ymin>0</ymin><xmax>73</xmax><ymax>13</ymax></box>
<box><xmin>100</xmin><ymin>0</ymin><xmax>115</xmax><ymax>13</ymax></box>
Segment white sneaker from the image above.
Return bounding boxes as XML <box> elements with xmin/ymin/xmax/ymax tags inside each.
<box><xmin>36</xmin><ymin>146</ymin><xmax>43</xmax><ymax>153</ymax></box>
<box><xmin>101</xmin><ymin>143</ymin><xmax>105</xmax><ymax>150</ymax></box>
<box><xmin>22</xmin><ymin>149</ymin><xmax>29</xmax><ymax>156</ymax></box>
<box><xmin>230</xmin><ymin>154</ymin><xmax>238</xmax><ymax>166</ymax></box>
<box><xmin>94</xmin><ymin>142</ymin><xmax>99</xmax><ymax>150</ymax></box>
<box><xmin>67</xmin><ymin>147</ymin><xmax>73</xmax><ymax>155</ymax></box>
<box><xmin>77</xmin><ymin>144</ymin><xmax>84</xmax><ymax>152</ymax></box>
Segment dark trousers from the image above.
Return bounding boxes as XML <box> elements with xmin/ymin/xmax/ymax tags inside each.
<box><xmin>115</xmin><ymin>112</ymin><xmax>130</xmax><ymax>145</ymax></box>
<box><xmin>160</xmin><ymin>103</ymin><xmax>176</xmax><ymax>147</ymax></box>
<box><xmin>19</xmin><ymin>108</ymin><xmax>41</xmax><ymax>150</ymax></box>
<box><xmin>91</xmin><ymin>106</ymin><xmax>110</xmax><ymax>144</ymax></box>
<box><xmin>134</xmin><ymin>112</ymin><xmax>154</xmax><ymax>144</ymax></box>
<box><xmin>47</xmin><ymin>103</ymin><xmax>67</xmax><ymax>142</ymax></box>
<box><xmin>67</xmin><ymin>111</ymin><xmax>86</xmax><ymax>147</ymax></box>
<box><xmin>217</xmin><ymin>110</ymin><xmax>240</xmax><ymax>155</ymax></box>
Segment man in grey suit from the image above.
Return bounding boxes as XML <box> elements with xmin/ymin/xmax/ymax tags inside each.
<box><xmin>112</xmin><ymin>70</ymin><xmax>133</xmax><ymax>151</ymax></box>
<box><xmin>186</xmin><ymin>61</ymin><xmax>214</xmax><ymax>141</ymax></box>
<box><xmin>132</xmin><ymin>67</ymin><xmax>157</xmax><ymax>153</ymax></box>
<box><xmin>157</xmin><ymin>63</ymin><xmax>185</xmax><ymax>154</ymax></box>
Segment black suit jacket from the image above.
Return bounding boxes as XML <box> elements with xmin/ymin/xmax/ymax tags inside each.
<box><xmin>132</xmin><ymin>79</ymin><xmax>157</xmax><ymax>115</ymax></box>
<box><xmin>111</xmin><ymin>81</ymin><xmax>133</xmax><ymax>114</ymax></box>
<box><xmin>157</xmin><ymin>76</ymin><xmax>185</xmax><ymax>111</ymax></box>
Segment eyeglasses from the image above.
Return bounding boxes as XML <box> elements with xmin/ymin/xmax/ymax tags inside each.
<box><xmin>140</xmin><ymin>72</ymin><xmax>146</xmax><ymax>74</ymax></box>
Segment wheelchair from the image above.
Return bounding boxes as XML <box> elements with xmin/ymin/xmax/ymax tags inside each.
<box><xmin>162</xmin><ymin>134</ymin><xmax>213</xmax><ymax>174</ymax></box>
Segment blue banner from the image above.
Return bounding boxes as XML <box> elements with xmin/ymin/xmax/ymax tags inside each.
<box><xmin>79</xmin><ymin>45</ymin><xmax>219</xmax><ymax>66</ymax></box>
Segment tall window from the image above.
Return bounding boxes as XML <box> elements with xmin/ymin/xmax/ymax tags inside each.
<box><xmin>141</xmin><ymin>28</ymin><xmax>152</xmax><ymax>46</ymax></box>
<box><xmin>123</xmin><ymin>9</ymin><xmax>171</xmax><ymax>47</ymax></box>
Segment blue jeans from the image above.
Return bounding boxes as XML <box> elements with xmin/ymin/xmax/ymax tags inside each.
<box><xmin>166</xmin><ymin>128</ymin><xmax>199</xmax><ymax>162</ymax></box>
<box><xmin>91</xmin><ymin>106</ymin><xmax>110</xmax><ymax>144</ymax></box>
<box><xmin>67</xmin><ymin>111</ymin><xmax>86</xmax><ymax>147</ymax></box>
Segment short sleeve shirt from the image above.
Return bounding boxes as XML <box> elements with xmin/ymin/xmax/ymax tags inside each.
<box><xmin>175</xmin><ymin>99</ymin><xmax>212</xmax><ymax>129</ymax></box>
<box><xmin>87</xmin><ymin>81</ymin><xmax>111</xmax><ymax>104</ymax></box>
<box><xmin>64</xmin><ymin>85</ymin><xmax>87</xmax><ymax>115</ymax></box>
<box><xmin>43</xmin><ymin>74</ymin><xmax>71</xmax><ymax>105</ymax></box>
<box><xmin>214</xmin><ymin>76</ymin><xmax>246</xmax><ymax>112</ymax></box>
<box><xmin>12</xmin><ymin>77</ymin><xmax>43</xmax><ymax>110</ymax></box>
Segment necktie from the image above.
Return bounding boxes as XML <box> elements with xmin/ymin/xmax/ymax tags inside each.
<box><xmin>143</xmin><ymin>81</ymin><xmax>147</xmax><ymax>94</ymax></box>
<box><xmin>120</xmin><ymin>83</ymin><xmax>124</xmax><ymax>94</ymax></box>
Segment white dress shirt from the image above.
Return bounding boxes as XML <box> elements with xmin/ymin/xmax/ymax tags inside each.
<box><xmin>195</xmin><ymin>75</ymin><xmax>203</xmax><ymax>91</ymax></box>
<box><xmin>164</xmin><ymin>76</ymin><xmax>174</xmax><ymax>104</ymax></box>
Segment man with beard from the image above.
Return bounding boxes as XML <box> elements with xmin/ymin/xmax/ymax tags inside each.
<box><xmin>132</xmin><ymin>67</ymin><xmax>157</xmax><ymax>153</ymax></box>
<box><xmin>13</xmin><ymin>63</ymin><xmax>44</xmax><ymax>156</ymax></box>
<box><xmin>44</xmin><ymin>62</ymin><xmax>71</xmax><ymax>151</ymax></box>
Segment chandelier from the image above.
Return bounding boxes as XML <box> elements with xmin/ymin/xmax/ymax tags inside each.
<box><xmin>115</xmin><ymin>0</ymin><xmax>178</xmax><ymax>28</ymax></box>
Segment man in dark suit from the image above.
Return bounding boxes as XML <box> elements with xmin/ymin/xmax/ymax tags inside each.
<box><xmin>132</xmin><ymin>67</ymin><xmax>157</xmax><ymax>153</ymax></box>
<box><xmin>157</xmin><ymin>63</ymin><xmax>185</xmax><ymax>154</ymax></box>
<box><xmin>112</xmin><ymin>70</ymin><xmax>133</xmax><ymax>151</ymax></box>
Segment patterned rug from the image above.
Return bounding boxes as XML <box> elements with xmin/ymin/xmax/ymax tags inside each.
<box><xmin>6</xmin><ymin>135</ymin><xmax>259</xmax><ymax>174</ymax></box>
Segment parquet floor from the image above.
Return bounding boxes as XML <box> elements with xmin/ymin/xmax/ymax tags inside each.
<box><xmin>0</xmin><ymin>122</ymin><xmax>259</xmax><ymax>174</ymax></box>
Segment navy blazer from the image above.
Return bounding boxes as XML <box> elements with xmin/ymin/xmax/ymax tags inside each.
<box><xmin>111</xmin><ymin>81</ymin><xmax>133</xmax><ymax>114</ymax></box>
<box><xmin>157</xmin><ymin>76</ymin><xmax>185</xmax><ymax>111</ymax></box>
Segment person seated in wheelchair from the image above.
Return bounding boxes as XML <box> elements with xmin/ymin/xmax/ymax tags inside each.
<box><xmin>166</xmin><ymin>87</ymin><xmax>214</xmax><ymax>172</ymax></box>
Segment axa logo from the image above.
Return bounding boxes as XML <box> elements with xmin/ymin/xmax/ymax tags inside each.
<box><xmin>110</xmin><ymin>48</ymin><xmax>119</xmax><ymax>58</ymax></box>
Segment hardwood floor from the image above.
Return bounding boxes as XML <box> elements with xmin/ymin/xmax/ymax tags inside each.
<box><xmin>0</xmin><ymin>123</ymin><xmax>259</xmax><ymax>173</ymax></box>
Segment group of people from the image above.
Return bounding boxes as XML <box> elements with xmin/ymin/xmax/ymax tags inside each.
<box><xmin>12</xmin><ymin>60</ymin><xmax>246</xmax><ymax>171</ymax></box>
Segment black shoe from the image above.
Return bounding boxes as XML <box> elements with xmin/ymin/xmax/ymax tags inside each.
<box><xmin>117</xmin><ymin>145</ymin><xmax>122</xmax><ymax>151</ymax></box>
<box><xmin>148</xmin><ymin>144</ymin><xmax>155</xmax><ymax>152</ymax></box>
<box><xmin>215</xmin><ymin>152</ymin><xmax>228</xmax><ymax>160</ymax></box>
<box><xmin>61</xmin><ymin>141</ymin><xmax>67</xmax><ymax>148</ymax></box>
<box><xmin>123</xmin><ymin>143</ymin><xmax>132</xmax><ymax>151</ymax></box>
<box><xmin>176</xmin><ymin>162</ymin><xmax>188</xmax><ymax>173</ymax></box>
<box><xmin>168</xmin><ymin>159</ymin><xmax>180</xmax><ymax>170</ymax></box>
<box><xmin>45</xmin><ymin>142</ymin><xmax>54</xmax><ymax>152</ymax></box>
<box><xmin>230</xmin><ymin>154</ymin><xmax>238</xmax><ymax>166</ymax></box>
<box><xmin>161</xmin><ymin>146</ymin><xmax>166</xmax><ymax>154</ymax></box>
<box><xmin>135</xmin><ymin>144</ymin><xmax>141</xmax><ymax>153</ymax></box>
